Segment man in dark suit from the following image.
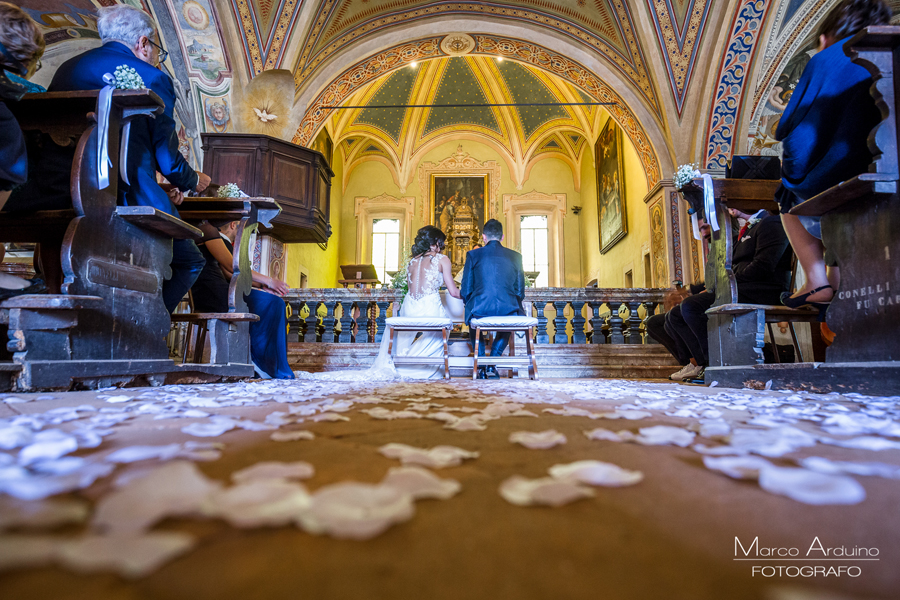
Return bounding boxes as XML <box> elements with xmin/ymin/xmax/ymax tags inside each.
<box><xmin>666</xmin><ymin>208</ymin><xmax>793</xmax><ymax>376</ymax></box>
<box><xmin>48</xmin><ymin>5</ymin><xmax>211</xmax><ymax>313</ymax></box>
<box><xmin>460</xmin><ymin>219</ymin><xmax>526</xmax><ymax>378</ymax></box>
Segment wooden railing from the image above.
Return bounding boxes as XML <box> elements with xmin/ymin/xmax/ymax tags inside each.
<box><xmin>283</xmin><ymin>288</ymin><xmax>671</xmax><ymax>345</ymax></box>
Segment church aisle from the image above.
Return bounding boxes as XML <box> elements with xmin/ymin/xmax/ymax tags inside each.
<box><xmin>1</xmin><ymin>378</ymin><xmax>898</xmax><ymax>600</ymax></box>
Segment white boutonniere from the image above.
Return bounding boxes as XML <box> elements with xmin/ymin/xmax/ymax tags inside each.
<box><xmin>739</xmin><ymin>214</ymin><xmax>764</xmax><ymax>242</ymax></box>
<box><xmin>110</xmin><ymin>65</ymin><xmax>145</xmax><ymax>90</ymax></box>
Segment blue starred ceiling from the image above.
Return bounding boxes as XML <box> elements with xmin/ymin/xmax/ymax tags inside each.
<box><xmin>345</xmin><ymin>56</ymin><xmax>592</xmax><ymax>153</ymax></box>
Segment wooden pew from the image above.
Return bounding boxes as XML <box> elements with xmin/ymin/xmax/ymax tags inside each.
<box><xmin>782</xmin><ymin>26</ymin><xmax>900</xmax><ymax>393</ymax></box>
<box><xmin>171</xmin><ymin>196</ymin><xmax>281</xmax><ymax>377</ymax></box>
<box><xmin>679</xmin><ymin>179</ymin><xmax>824</xmax><ymax>379</ymax></box>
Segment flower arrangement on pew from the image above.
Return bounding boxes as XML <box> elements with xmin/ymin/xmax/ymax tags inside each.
<box><xmin>673</xmin><ymin>163</ymin><xmax>700</xmax><ymax>191</ymax></box>
<box><xmin>217</xmin><ymin>183</ymin><xmax>249</xmax><ymax>198</ymax></box>
<box><xmin>111</xmin><ymin>65</ymin><xmax>144</xmax><ymax>90</ymax></box>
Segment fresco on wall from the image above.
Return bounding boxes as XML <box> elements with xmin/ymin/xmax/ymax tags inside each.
<box><xmin>168</xmin><ymin>0</ymin><xmax>230</xmax><ymax>83</ymax></box>
<box><xmin>595</xmin><ymin>119</ymin><xmax>627</xmax><ymax>254</ymax></box>
<box><xmin>200</xmin><ymin>92</ymin><xmax>234</xmax><ymax>133</ymax></box>
<box><xmin>749</xmin><ymin>41</ymin><xmax>817</xmax><ymax>156</ymax></box>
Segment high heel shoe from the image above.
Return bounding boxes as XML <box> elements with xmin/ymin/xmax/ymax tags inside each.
<box><xmin>781</xmin><ymin>285</ymin><xmax>833</xmax><ymax>309</ymax></box>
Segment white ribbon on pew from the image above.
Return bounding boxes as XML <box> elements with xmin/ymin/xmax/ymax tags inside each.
<box><xmin>701</xmin><ymin>172</ymin><xmax>719</xmax><ymax>233</ymax></box>
<box><xmin>691</xmin><ymin>212</ymin><xmax>701</xmax><ymax>240</ymax></box>
<box><xmin>97</xmin><ymin>73</ymin><xmax>115</xmax><ymax>190</ymax></box>
<box><xmin>119</xmin><ymin>122</ymin><xmax>131</xmax><ymax>185</ymax></box>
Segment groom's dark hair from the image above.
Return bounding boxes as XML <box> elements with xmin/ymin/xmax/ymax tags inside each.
<box><xmin>482</xmin><ymin>219</ymin><xmax>503</xmax><ymax>240</ymax></box>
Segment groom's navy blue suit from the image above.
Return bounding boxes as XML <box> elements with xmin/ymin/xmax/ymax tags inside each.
<box><xmin>49</xmin><ymin>42</ymin><xmax>205</xmax><ymax>313</ymax></box>
<box><xmin>460</xmin><ymin>239</ymin><xmax>525</xmax><ymax>356</ymax></box>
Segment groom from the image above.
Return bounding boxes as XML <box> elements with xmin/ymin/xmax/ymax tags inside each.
<box><xmin>460</xmin><ymin>219</ymin><xmax>526</xmax><ymax>379</ymax></box>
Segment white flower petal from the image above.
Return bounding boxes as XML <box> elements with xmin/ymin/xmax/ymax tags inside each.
<box><xmin>378</xmin><ymin>443</ymin><xmax>478</xmax><ymax>468</ymax></box>
<box><xmin>509</xmin><ymin>430</ymin><xmax>567</xmax><ymax>449</ymax></box>
<box><xmin>231</xmin><ymin>461</ymin><xmax>314</xmax><ymax>483</ymax></box>
<box><xmin>270</xmin><ymin>430</ymin><xmax>315</xmax><ymax>442</ymax></box>
<box><xmin>758</xmin><ymin>466</ymin><xmax>866</xmax><ymax>505</ymax></box>
<box><xmin>499</xmin><ymin>476</ymin><xmax>593</xmax><ymax>507</ymax></box>
<box><xmin>703</xmin><ymin>455</ymin><xmax>773</xmax><ymax>480</ymax></box>
<box><xmin>381</xmin><ymin>467</ymin><xmax>461</xmax><ymax>500</ymax></box>
<box><xmin>298</xmin><ymin>482</ymin><xmax>415</xmax><ymax>540</ymax></box>
<box><xmin>548</xmin><ymin>461</ymin><xmax>643</xmax><ymax>487</ymax></box>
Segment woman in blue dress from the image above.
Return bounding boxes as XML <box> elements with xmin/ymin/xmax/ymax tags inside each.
<box><xmin>776</xmin><ymin>0</ymin><xmax>891</xmax><ymax>313</ymax></box>
<box><xmin>192</xmin><ymin>220</ymin><xmax>294</xmax><ymax>379</ymax></box>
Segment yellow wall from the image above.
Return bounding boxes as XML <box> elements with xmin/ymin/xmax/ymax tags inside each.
<box><xmin>284</xmin><ymin>149</ymin><xmax>344</xmax><ymax>288</ymax></box>
<box><xmin>313</xmin><ymin>132</ymin><xmax>651</xmax><ymax>289</ymax></box>
<box><xmin>338</xmin><ymin>140</ymin><xmax>584</xmax><ymax>283</ymax></box>
<box><xmin>579</xmin><ymin>116</ymin><xmax>650</xmax><ymax>287</ymax></box>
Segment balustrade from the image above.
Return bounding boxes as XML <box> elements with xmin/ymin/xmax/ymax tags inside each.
<box><xmin>283</xmin><ymin>288</ymin><xmax>670</xmax><ymax>345</ymax></box>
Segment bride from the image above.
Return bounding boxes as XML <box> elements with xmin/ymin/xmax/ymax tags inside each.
<box><xmin>295</xmin><ymin>225</ymin><xmax>462</xmax><ymax>381</ymax></box>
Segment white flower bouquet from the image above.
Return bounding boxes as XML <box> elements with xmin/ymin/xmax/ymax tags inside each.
<box><xmin>673</xmin><ymin>163</ymin><xmax>700</xmax><ymax>190</ymax></box>
<box><xmin>111</xmin><ymin>65</ymin><xmax>145</xmax><ymax>90</ymax></box>
<box><xmin>216</xmin><ymin>183</ymin><xmax>248</xmax><ymax>198</ymax></box>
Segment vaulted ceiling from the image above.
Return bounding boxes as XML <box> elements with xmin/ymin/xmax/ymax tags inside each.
<box><xmin>329</xmin><ymin>56</ymin><xmax>600</xmax><ymax>191</ymax></box>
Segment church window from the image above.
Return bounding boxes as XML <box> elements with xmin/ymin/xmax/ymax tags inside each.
<box><xmin>372</xmin><ymin>218</ymin><xmax>400</xmax><ymax>285</ymax></box>
<box><xmin>520</xmin><ymin>215</ymin><xmax>549</xmax><ymax>287</ymax></box>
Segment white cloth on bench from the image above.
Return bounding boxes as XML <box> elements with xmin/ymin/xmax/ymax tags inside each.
<box><xmin>470</xmin><ymin>316</ymin><xmax>538</xmax><ymax>328</ymax></box>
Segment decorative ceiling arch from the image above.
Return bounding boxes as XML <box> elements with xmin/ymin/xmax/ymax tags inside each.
<box><xmin>229</xmin><ymin>0</ymin><xmax>304</xmax><ymax>75</ymax></box>
<box><xmin>293</xmin><ymin>34</ymin><xmax>663</xmax><ymax>188</ymax></box>
<box><xmin>644</xmin><ymin>0</ymin><xmax>712</xmax><ymax>117</ymax></box>
<box><xmin>288</xmin><ymin>0</ymin><xmax>659</xmax><ymax>115</ymax></box>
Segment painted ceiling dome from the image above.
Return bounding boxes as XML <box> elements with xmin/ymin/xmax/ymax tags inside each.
<box><xmin>328</xmin><ymin>56</ymin><xmax>601</xmax><ymax>191</ymax></box>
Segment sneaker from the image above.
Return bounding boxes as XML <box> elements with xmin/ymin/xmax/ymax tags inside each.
<box><xmin>669</xmin><ymin>364</ymin><xmax>699</xmax><ymax>381</ymax></box>
<box><xmin>669</xmin><ymin>363</ymin><xmax>696</xmax><ymax>381</ymax></box>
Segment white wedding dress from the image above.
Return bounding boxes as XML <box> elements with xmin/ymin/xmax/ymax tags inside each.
<box><xmin>294</xmin><ymin>253</ymin><xmax>453</xmax><ymax>381</ymax></box>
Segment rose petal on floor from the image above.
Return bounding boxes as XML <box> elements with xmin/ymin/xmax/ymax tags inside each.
<box><xmin>548</xmin><ymin>460</ymin><xmax>643</xmax><ymax>487</ymax></box>
<box><xmin>758</xmin><ymin>466</ymin><xmax>866</xmax><ymax>505</ymax></box>
<box><xmin>297</xmin><ymin>482</ymin><xmax>415</xmax><ymax>540</ymax></box>
<box><xmin>378</xmin><ymin>444</ymin><xmax>479</xmax><ymax>468</ymax></box>
<box><xmin>509</xmin><ymin>430</ymin><xmax>567</xmax><ymax>449</ymax></box>
<box><xmin>231</xmin><ymin>461</ymin><xmax>315</xmax><ymax>483</ymax></box>
<box><xmin>499</xmin><ymin>475</ymin><xmax>593</xmax><ymax>507</ymax></box>
<box><xmin>270</xmin><ymin>431</ymin><xmax>315</xmax><ymax>442</ymax></box>
<box><xmin>381</xmin><ymin>467</ymin><xmax>461</xmax><ymax>500</ymax></box>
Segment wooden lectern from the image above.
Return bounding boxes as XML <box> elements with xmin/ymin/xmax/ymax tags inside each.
<box><xmin>339</xmin><ymin>264</ymin><xmax>380</xmax><ymax>288</ymax></box>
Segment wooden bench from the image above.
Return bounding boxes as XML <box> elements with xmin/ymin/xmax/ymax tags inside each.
<box><xmin>170</xmin><ymin>196</ymin><xmax>281</xmax><ymax>374</ymax></box>
<box><xmin>680</xmin><ymin>178</ymin><xmax>827</xmax><ymax>377</ymax></box>
<box><xmin>0</xmin><ymin>90</ymin><xmax>280</xmax><ymax>390</ymax></box>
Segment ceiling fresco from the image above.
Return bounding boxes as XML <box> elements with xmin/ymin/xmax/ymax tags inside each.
<box><xmin>328</xmin><ymin>55</ymin><xmax>599</xmax><ymax>192</ymax></box>
<box><xmin>229</xmin><ymin>0</ymin><xmax>660</xmax><ymax>114</ymax></box>
<box><xmin>644</xmin><ymin>0</ymin><xmax>712</xmax><ymax>117</ymax></box>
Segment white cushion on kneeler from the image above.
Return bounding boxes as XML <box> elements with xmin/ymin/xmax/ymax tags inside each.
<box><xmin>385</xmin><ymin>317</ymin><xmax>453</xmax><ymax>328</ymax></box>
<box><xmin>470</xmin><ymin>316</ymin><xmax>538</xmax><ymax>328</ymax></box>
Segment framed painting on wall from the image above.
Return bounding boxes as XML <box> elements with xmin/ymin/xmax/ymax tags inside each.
<box><xmin>596</xmin><ymin>119</ymin><xmax>627</xmax><ymax>253</ymax></box>
<box><xmin>430</xmin><ymin>175</ymin><xmax>488</xmax><ymax>269</ymax></box>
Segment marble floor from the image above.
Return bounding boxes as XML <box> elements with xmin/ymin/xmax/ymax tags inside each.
<box><xmin>0</xmin><ymin>377</ymin><xmax>898</xmax><ymax>600</ymax></box>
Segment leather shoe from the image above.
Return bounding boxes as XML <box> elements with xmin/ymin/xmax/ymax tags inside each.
<box><xmin>476</xmin><ymin>367</ymin><xmax>487</xmax><ymax>379</ymax></box>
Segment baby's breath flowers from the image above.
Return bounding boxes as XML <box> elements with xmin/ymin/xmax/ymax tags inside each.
<box><xmin>111</xmin><ymin>65</ymin><xmax>145</xmax><ymax>90</ymax></box>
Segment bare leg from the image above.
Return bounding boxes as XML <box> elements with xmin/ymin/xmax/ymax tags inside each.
<box><xmin>781</xmin><ymin>213</ymin><xmax>833</xmax><ymax>302</ymax></box>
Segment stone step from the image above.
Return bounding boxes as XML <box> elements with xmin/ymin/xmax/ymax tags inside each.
<box><xmin>288</xmin><ymin>343</ymin><xmax>678</xmax><ymax>378</ymax></box>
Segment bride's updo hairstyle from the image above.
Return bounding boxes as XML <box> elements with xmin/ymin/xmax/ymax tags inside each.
<box><xmin>411</xmin><ymin>225</ymin><xmax>446</xmax><ymax>257</ymax></box>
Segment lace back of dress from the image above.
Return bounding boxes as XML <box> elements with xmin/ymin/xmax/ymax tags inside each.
<box><xmin>406</xmin><ymin>254</ymin><xmax>443</xmax><ymax>301</ymax></box>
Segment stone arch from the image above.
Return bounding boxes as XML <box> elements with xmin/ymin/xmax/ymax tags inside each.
<box><xmin>289</xmin><ymin>22</ymin><xmax>673</xmax><ymax>187</ymax></box>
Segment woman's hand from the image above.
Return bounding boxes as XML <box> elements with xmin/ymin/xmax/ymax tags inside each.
<box><xmin>264</xmin><ymin>277</ymin><xmax>290</xmax><ymax>296</ymax></box>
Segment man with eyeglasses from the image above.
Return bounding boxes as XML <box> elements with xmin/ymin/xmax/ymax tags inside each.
<box><xmin>49</xmin><ymin>5</ymin><xmax>212</xmax><ymax>313</ymax></box>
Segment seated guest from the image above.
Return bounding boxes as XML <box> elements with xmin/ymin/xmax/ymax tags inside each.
<box><xmin>193</xmin><ymin>220</ymin><xmax>294</xmax><ymax>380</ymax></box>
<box><xmin>0</xmin><ymin>2</ymin><xmax>46</xmax><ymax>298</ymax></box>
<box><xmin>776</xmin><ymin>0</ymin><xmax>891</xmax><ymax>313</ymax></box>
<box><xmin>46</xmin><ymin>5</ymin><xmax>212</xmax><ymax>313</ymax></box>
<box><xmin>651</xmin><ymin>209</ymin><xmax>792</xmax><ymax>380</ymax></box>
